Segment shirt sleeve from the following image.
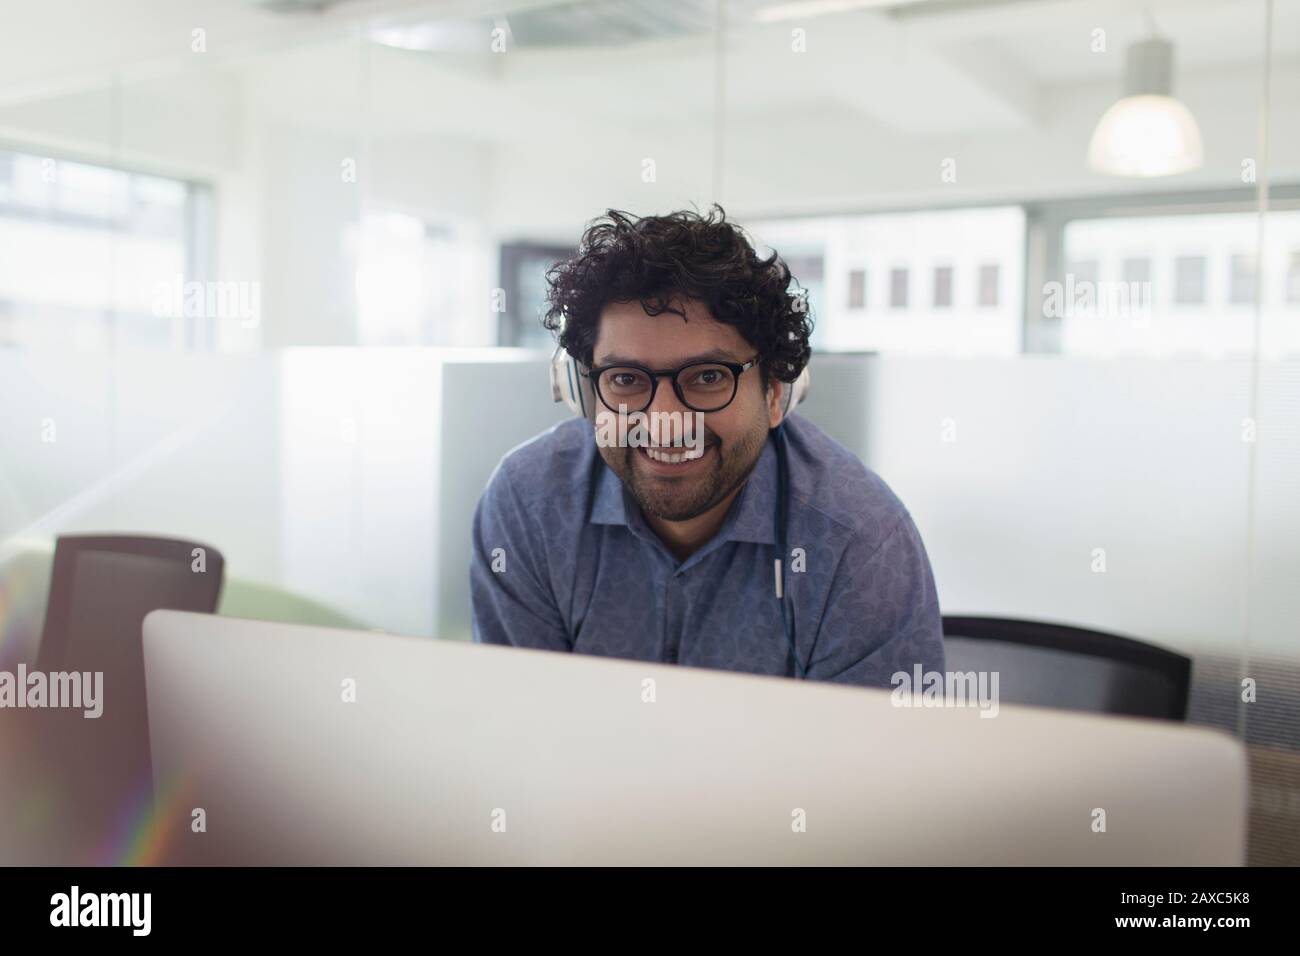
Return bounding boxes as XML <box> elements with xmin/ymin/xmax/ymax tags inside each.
<box><xmin>804</xmin><ymin>511</ymin><xmax>945</xmax><ymax>687</ymax></box>
<box><xmin>469</xmin><ymin>460</ymin><xmax>572</xmax><ymax>652</ymax></box>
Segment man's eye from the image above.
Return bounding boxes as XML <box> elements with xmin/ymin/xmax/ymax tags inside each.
<box><xmin>687</xmin><ymin>369</ymin><xmax>725</xmax><ymax>386</ymax></box>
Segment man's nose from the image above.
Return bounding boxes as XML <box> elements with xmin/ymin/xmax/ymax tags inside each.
<box><xmin>645</xmin><ymin>378</ymin><xmax>691</xmax><ymax>443</ymax></box>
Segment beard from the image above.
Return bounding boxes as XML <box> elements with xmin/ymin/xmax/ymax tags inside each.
<box><xmin>598</xmin><ymin>418</ymin><xmax>770</xmax><ymax>523</ymax></box>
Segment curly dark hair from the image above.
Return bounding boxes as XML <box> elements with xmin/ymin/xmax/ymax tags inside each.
<box><xmin>542</xmin><ymin>205</ymin><xmax>813</xmax><ymax>387</ymax></box>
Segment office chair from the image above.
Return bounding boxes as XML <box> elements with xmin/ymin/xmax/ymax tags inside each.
<box><xmin>941</xmin><ymin>615</ymin><xmax>1191</xmax><ymax>721</ymax></box>
<box><xmin>32</xmin><ymin>534</ymin><xmax>224</xmax><ymax>858</ymax></box>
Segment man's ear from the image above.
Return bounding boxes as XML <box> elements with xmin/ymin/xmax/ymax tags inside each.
<box><xmin>766</xmin><ymin>378</ymin><xmax>786</xmax><ymax>429</ymax></box>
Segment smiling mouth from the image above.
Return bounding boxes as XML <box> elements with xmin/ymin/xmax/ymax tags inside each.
<box><xmin>636</xmin><ymin>444</ymin><xmax>713</xmax><ymax>473</ymax></box>
<box><xmin>643</xmin><ymin>445</ymin><xmax>705</xmax><ymax>464</ymax></box>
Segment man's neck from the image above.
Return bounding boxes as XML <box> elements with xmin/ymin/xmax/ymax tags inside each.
<box><xmin>644</xmin><ymin>481</ymin><xmax>747</xmax><ymax>563</ymax></box>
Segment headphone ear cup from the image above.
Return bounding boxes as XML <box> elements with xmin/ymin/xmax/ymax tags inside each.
<box><xmin>550</xmin><ymin>347</ymin><xmax>594</xmax><ymax>418</ymax></box>
<box><xmin>574</xmin><ymin>362</ymin><xmax>594</xmax><ymax>418</ymax></box>
<box><xmin>779</xmin><ymin>366</ymin><xmax>811</xmax><ymax>422</ymax></box>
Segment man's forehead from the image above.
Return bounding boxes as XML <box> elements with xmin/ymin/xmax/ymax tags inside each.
<box><xmin>594</xmin><ymin>299</ymin><xmax>750</xmax><ymax>363</ymax></box>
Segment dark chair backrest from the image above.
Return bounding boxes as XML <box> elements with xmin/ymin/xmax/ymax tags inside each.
<box><xmin>941</xmin><ymin>615</ymin><xmax>1191</xmax><ymax>721</ymax></box>
<box><xmin>34</xmin><ymin>535</ymin><xmax>224</xmax><ymax>848</ymax></box>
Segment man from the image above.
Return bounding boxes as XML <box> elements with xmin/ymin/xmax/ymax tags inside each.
<box><xmin>471</xmin><ymin>206</ymin><xmax>944</xmax><ymax>686</ymax></box>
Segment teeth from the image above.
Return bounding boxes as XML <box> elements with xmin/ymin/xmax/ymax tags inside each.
<box><xmin>645</xmin><ymin>446</ymin><xmax>705</xmax><ymax>464</ymax></box>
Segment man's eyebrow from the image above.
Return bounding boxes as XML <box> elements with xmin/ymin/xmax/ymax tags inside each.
<box><xmin>594</xmin><ymin>349</ymin><xmax>746</xmax><ymax>367</ymax></box>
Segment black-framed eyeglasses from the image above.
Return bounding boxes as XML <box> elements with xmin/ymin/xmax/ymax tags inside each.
<box><xmin>587</xmin><ymin>356</ymin><xmax>760</xmax><ymax>414</ymax></box>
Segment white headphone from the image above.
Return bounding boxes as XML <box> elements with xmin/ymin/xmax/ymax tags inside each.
<box><xmin>549</xmin><ymin>347</ymin><xmax>810</xmax><ymax>422</ymax></box>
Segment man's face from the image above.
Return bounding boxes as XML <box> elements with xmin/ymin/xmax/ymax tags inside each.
<box><xmin>590</xmin><ymin>298</ymin><xmax>783</xmax><ymax>523</ymax></box>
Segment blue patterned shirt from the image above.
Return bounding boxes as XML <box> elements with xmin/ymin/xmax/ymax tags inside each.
<box><xmin>470</xmin><ymin>413</ymin><xmax>944</xmax><ymax>687</ymax></box>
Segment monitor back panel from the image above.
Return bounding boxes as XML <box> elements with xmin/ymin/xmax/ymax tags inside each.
<box><xmin>143</xmin><ymin>610</ymin><xmax>1247</xmax><ymax>865</ymax></box>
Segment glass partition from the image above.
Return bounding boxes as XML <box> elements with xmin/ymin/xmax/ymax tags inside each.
<box><xmin>0</xmin><ymin>0</ymin><xmax>1296</xmax><ymax>866</ymax></box>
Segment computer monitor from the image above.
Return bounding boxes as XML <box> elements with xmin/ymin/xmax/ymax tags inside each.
<box><xmin>142</xmin><ymin>609</ymin><xmax>1247</xmax><ymax>865</ymax></box>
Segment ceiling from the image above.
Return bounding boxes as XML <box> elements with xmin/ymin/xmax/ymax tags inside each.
<box><xmin>0</xmin><ymin>0</ymin><xmax>1295</xmax><ymax>146</ymax></box>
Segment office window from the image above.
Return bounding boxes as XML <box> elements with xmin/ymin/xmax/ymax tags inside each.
<box><xmin>1229</xmin><ymin>254</ymin><xmax>1257</xmax><ymax>306</ymax></box>
<box><xmin>1122</xmin><ymin>257</ymin><xmax>1152</xmax><ymax>310</ymax></box>
<box><xmin>1066</xmin><ymin>259</ymin><xmax>1099</xmax><ymax>287</ymax></box>
<box><xmin>889</xmin><ymin>268</ymin><xmax>908</xmax><ymax>309</ymax></box>
<box><xmin>932</xmin><ymin>266</ymin><xmax>953</xmax><ymax>308</ymax></box>
<box><xmin>1174</xmin><ymin>256</ymin><xmax>1207</xmax><ymax>305</ymax></box>
<box><xmin>978</xmin><ymin>264</ymin><xmax>1000</xmax><ymax>307</ymax></box>
<box><xmin>1122</xmin><ymin>258</ymin><xmax>1151</xmax><ymax>284</ymax></box>
<box><xmin>781</xmin><ymin>251</ymin><xmax>826</xmax><ymax>349</ymax></box>
<box><xmin>491</xmin><ymin>241</ymin><xmax>572</xmax><ymax>348</ymax></box>
<box><xmin>748</xmin><ymin>206</ymin><xmax>1025</xmax><ymax>356</ymax></box>
<box><xmin>1062</xmin><ymin>211</ymin><xmax>1300</xmax><ymax>357</ymax></box>
<box><xmin>0</xmin><ymin>147</ymin><xmax>210</xmax><ymax>349</ymax></box>
<box><xmin>847</xmin><ymin>268</ymin><xmax>866</xmax><ymax>310</ymax></box>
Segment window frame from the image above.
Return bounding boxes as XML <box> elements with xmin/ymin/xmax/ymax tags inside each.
<box><xmin>0</xmin><ymin>140</ymin><xmax>216</xmax><ymax>350</ymax></box>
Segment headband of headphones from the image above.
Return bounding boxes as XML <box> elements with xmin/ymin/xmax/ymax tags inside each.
<box><xmin>549</xmin><ymin>346</ymin><xmax>809</xmax><ymax>423</ymax></box>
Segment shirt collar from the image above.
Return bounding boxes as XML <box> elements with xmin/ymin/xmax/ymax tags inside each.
<box><xmin>590</xmin><ymin>458</ymin><xmax>627</xmax><ymax>526</ymax></box>
<box><xmin>588</xmin><ymin>436</ymin><xmax>778</xmax><ymax>547</ymax></box>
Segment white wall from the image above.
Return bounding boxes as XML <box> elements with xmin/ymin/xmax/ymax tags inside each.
<box><xmin>864</xmin><ymin>357</ymin><xmax>1260</xmax><ymax>657</ymax></box>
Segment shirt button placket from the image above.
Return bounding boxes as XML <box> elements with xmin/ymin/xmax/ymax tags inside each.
<box><xmin>663</xmin><ymin>571</ymin><xmax>680</xmax><ymax>664</ymax></box>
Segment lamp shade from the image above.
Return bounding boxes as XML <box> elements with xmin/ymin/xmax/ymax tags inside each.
<box><xmin>1088</xmin><ymin>37</ymin><xmax>1203</xmax><ymax>178</ymax></box>
<box><xmin>1088</xmin><ymin>93</ymin><xmax>1204</xmax><ymax>177</ymax></box>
